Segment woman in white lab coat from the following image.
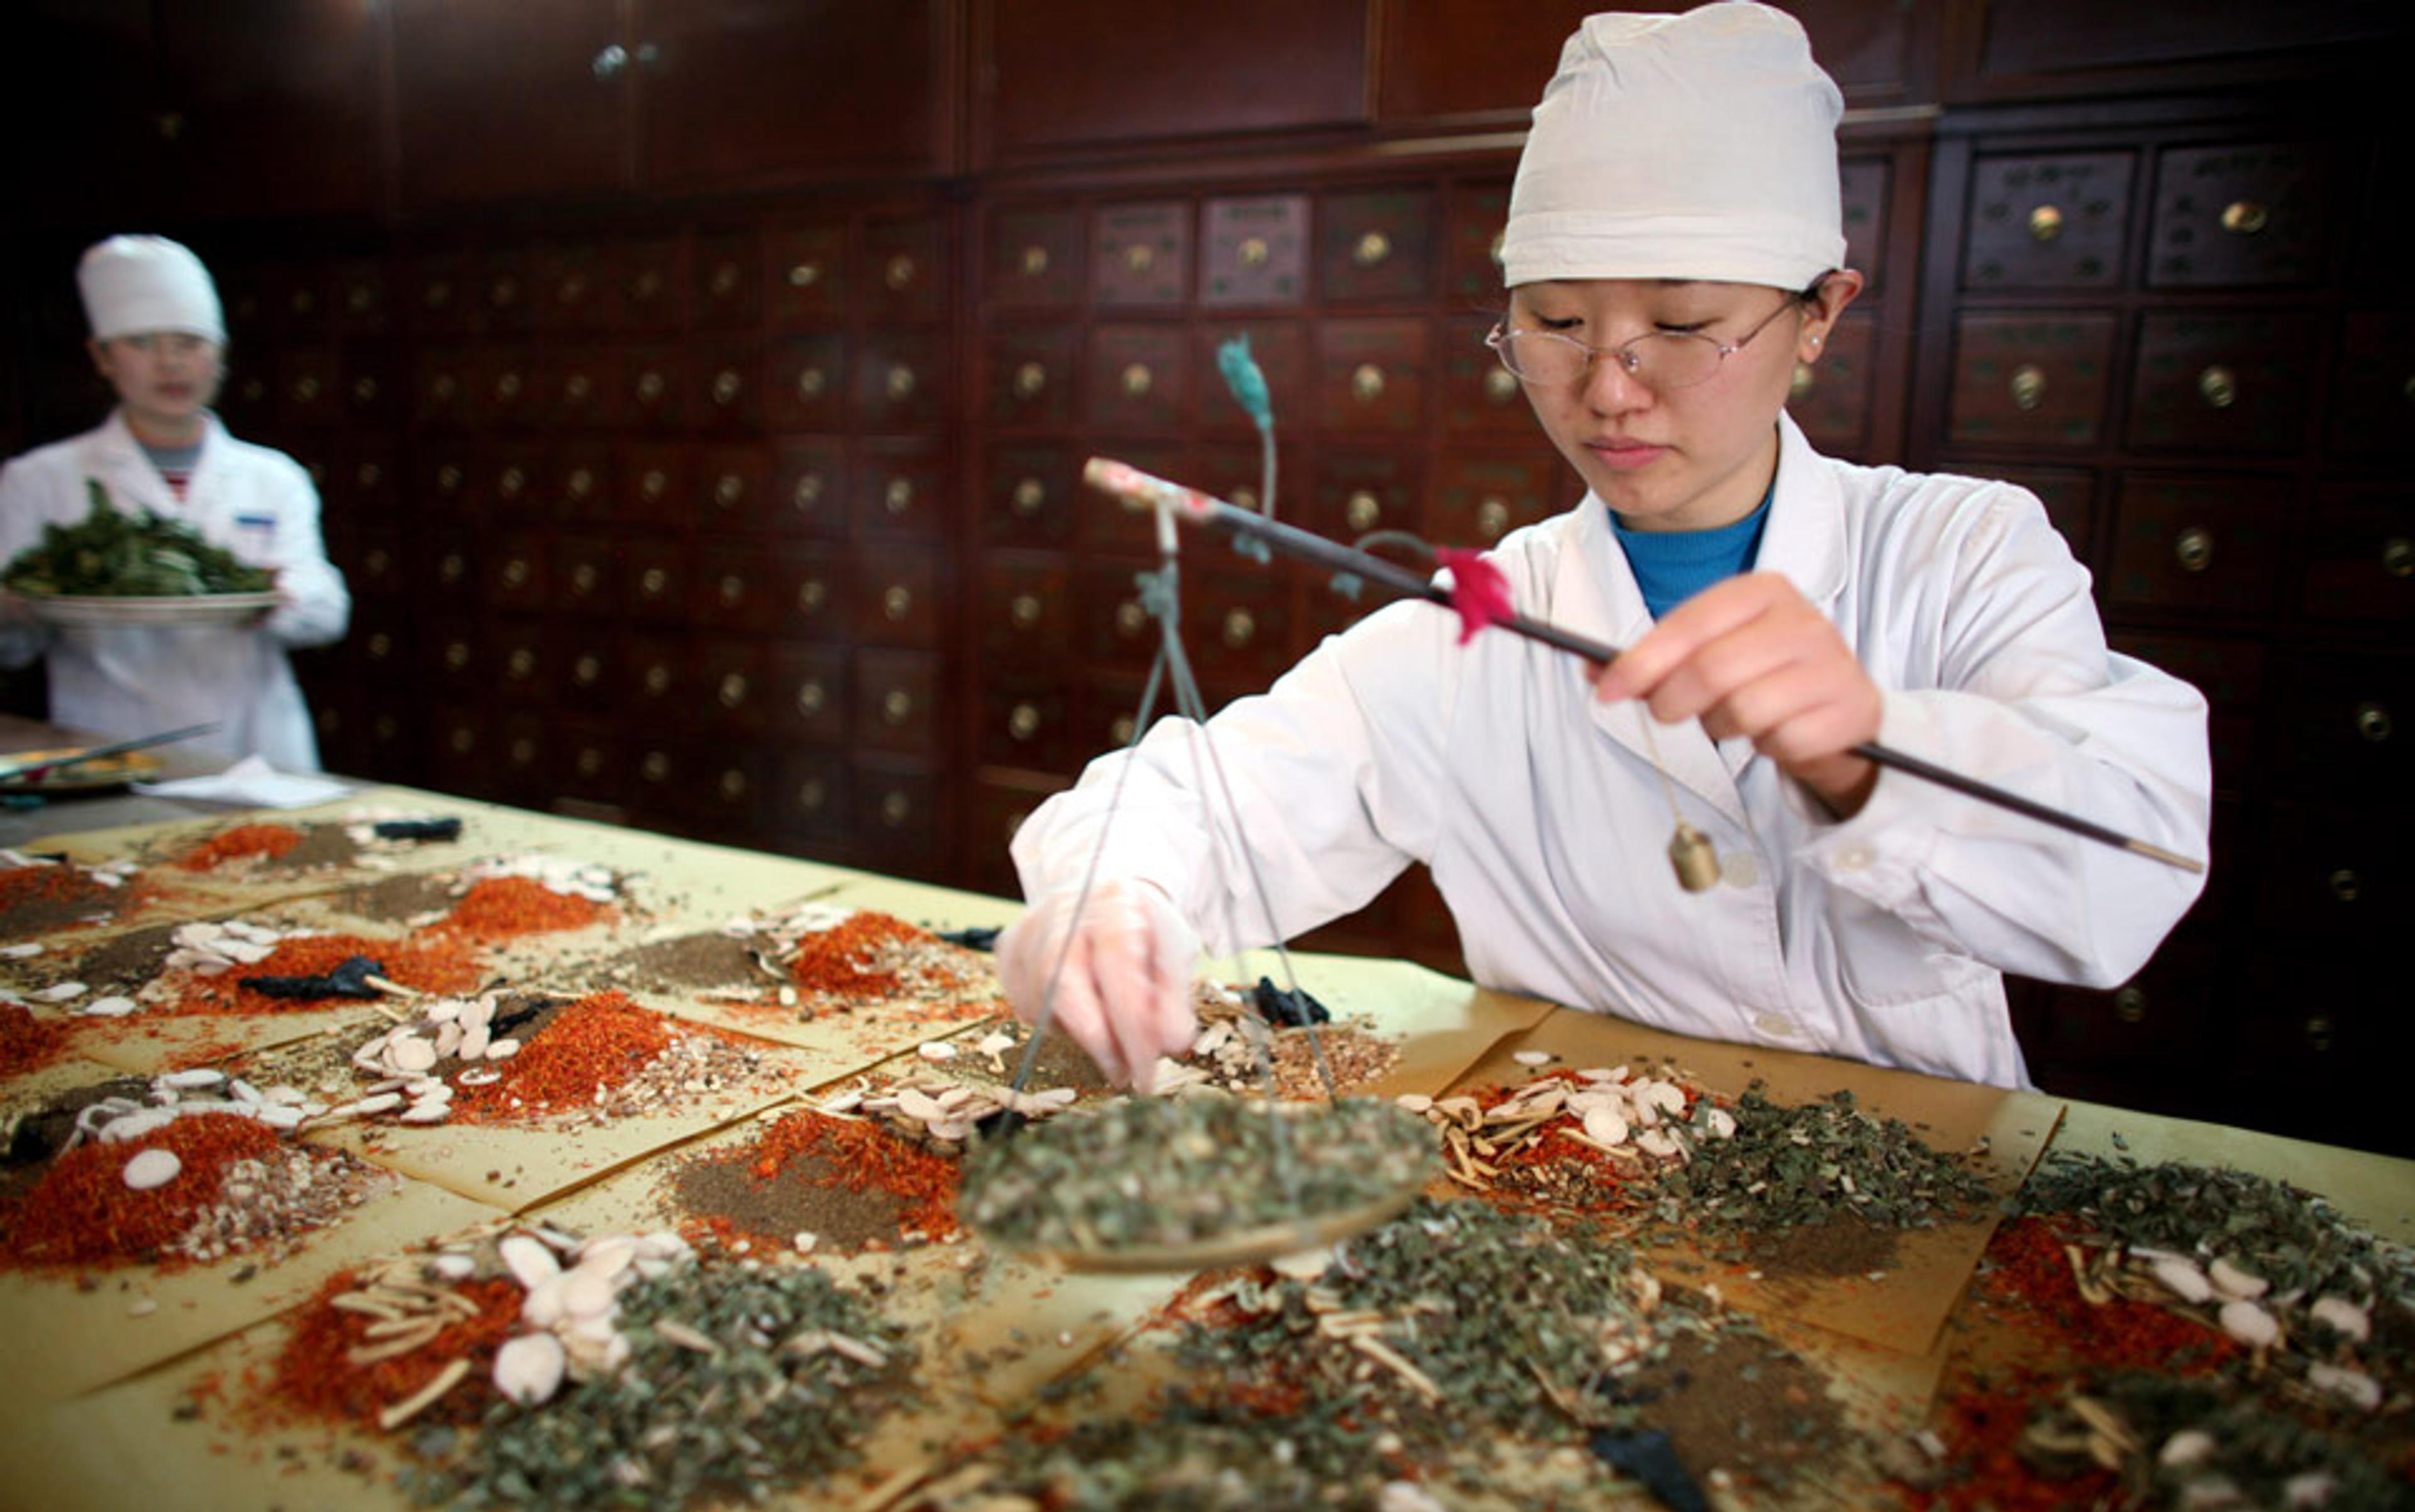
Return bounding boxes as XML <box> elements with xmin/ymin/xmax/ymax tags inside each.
<box><xmin>996</xmin><ymin>3</ymin><xmax>2212</xmax><ymax>1091</ymax></box>
<box><xmin>0</xmin><ymin>236</ymin><xmax>348</xmax><ymax>772</ymax></box>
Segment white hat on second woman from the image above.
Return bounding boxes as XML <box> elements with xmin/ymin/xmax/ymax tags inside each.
<box><xmin>1501</xmin><ymin>1</ymin><xmax>1846</xmax><ymax>291</ymax></box>
<box><xmin>77</xmin><ymin>235</ymin><xmax>227</xmax><ymax>346</ymax></box>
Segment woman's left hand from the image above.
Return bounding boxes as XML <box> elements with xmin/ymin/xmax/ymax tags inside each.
<box><xmin>1591</xmin><ymin>570</ymin><xmax>1882</xmax><ymax>816</ymax></box>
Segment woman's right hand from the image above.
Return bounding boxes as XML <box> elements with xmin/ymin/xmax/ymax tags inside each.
<box><xmin>994</xmin><ymin>879</ymin><xmax>1201</xmax><ymax>1092</ymax></box>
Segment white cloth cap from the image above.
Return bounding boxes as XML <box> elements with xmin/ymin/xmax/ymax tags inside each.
<box><xmin>1502</xmin><ymin>2</ymin><xmax>1845</xmax><ymax>291</ymax></box>
<box><xmin>78</xmin><ymin>235</ymin><xmax>226</xmax><ymax>345</ymax></box>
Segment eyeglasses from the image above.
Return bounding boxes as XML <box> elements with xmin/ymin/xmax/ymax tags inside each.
<box><xmin>1485</xmin><ymin>292</ymin><xmax>1806</xmax><ymax>392</ymax></box>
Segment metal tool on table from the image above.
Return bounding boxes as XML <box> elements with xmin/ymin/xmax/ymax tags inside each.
<box><xmin>1082</xmin><ymin>457</ymin><xmax>2208</xmax><ymax>882</ymax></box>
<box><xmin>0</xmin><ymin>722</ymin><xmax>219</xmax><ymax>786</ymax></box>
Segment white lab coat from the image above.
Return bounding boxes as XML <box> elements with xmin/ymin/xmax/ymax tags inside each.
<box><xmin>1013</xmin><ymin>416</ymin><xmax>2212</xmax><ymax>1088</ymax></box>
<box><xmin>0</xmin><ymin>410</ymin><xmax>350</xmax><ymax>771</ymax></box>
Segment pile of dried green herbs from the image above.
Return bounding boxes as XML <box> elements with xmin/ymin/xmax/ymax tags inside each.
<box><xmin>405</xmin><ymin>1261</ymin><xmax>916</xmax><ymax>1512</ymax></box>
<box><xmin>958</xmin><ymin>1094</ymin><xmax>1435</xmax><ymax>1253</ymax></box>
<box><xmin>3</xmin><ymin>484</ymin><xmax>274</xmax><ymax>596</ymax></box>
<box><xmin>1653</xmin><ymin>1084</ymin><xmax>1994</xmax><ymax>1240</ymax></box>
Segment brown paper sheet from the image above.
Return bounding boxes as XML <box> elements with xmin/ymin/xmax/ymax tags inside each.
<box><xmin>1447</xmin><ymin>997</ymin><xmax>2063</xmax><ymax>1359</ymax></box>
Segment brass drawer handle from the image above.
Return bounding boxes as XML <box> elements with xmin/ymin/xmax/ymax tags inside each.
<box><xmin>885</xmin><ymin>253</ymin><xmax>916</xmax><ymax>291</ymax></box>
<box><xmin>641</xmin><ymin>470</ymin><xmax>667</xmax><ymax>502</ymax></box>
<box><xmin>437</xmin><ymin>463</ymin><xmax>464</xmax><ymax>492</ymax></box>
<box><xmin>2382</xmin><ymin>536</ymin><xmax>2412</xmax><ymax>579</ymax></box>
<box><xmin>350</xmin><ymin>376</ymin><xmax>375</xmax><ymax>404</ymax></box>
<box><xmin>1124</xmin><ymin>243</ymin><xmax>1155</xmax><ymax>274</ymax></box>
<box><xmin>636</xmin><ymin>370</ymin><xmax>665</xmax><ymax>403</ymax></box>
<box><xmin>440</xmin><ymin>553</ymin><xmax>465</xmax><ymax>584</ymax></box>
<box><xmin>1121</xmin><ymin>363</ymin><xmax>1153</xmax><ymax>398</ymax></box>
<box><xmin>570</xmin><ymin>564</ymin><xmax>597</xmax><ymax>595</ymax></box>
<box><xmin>509</xmin><ymin>737</ymin><xmax>536</xmax><ymax>767</ymax></box>
<box><xmin>717</xmin><ymin>769</ymin><xmax>747</xmax><ymax>800</ymax></box>
<box><xmin>717</xmin><ymin>673</ymin><xmax>748</xmax><ymax>708</ymax></box>
<box><xmin>2355</xmin><ymin>701</ymin><xmax>2392</xmax><ymax>743</ymax></box>
<box><xmin>1352</xmin><ymin>364</ymin><xmax>1386</xmax><ymax>403</ymax></box>
<box><xmin>882</xmin><ymin>689</ymin><xmax>914</xmax><ymax>725</ymax></box>
<box><xmin>1239</xmin><ymin>236</ymin><xmax>1269</xmax><ymax>268</ymax></box>
<box><xmin>448</xmin><ymin>726</ymin><xmax>474</xmax><ymax>755</ymax></box>
<box><xmin>796</xmin><ymin>777</ymin><xmax>826</xmax><ymax>811</ymax></box>
<box><xmin>882</xmin><ymin>584</ymin><xmax>913</xmax><ymax>620</ymax></box>
<box><xmin>793</xmin><ymin>473</ymin><xmax>823</xmax><ymax>509</ymax></box>
<box><xmin>564</xmin><ymin>373</ymin><xmax>593</xmax><ymax>403</ymax></box>
<box><xmin>498</xmin><ymin>467</ymin><xmax>525</xmax><ymax>499</ymax></box>
<box><xmin>443</xmin><ymin>641</ymin><xmax>469</xmax><ymax>670</ymax></box>
<box><xmin>567</xmin><ymin>468</ymin><xmax>595</xmax><ymax>500</ymax></box>
<box><xmin>495</xmin><ymin>371</ymin><xmax>523</xmax><ymax>402</ymax></box>
<box><xmin>796</xmin><ymin>679</ymin><xmax>826</xmax><ymax>715</ymax></box>
<box><xmin>885</xmin><ymin>478</ymin><xmax>914</xmax><ymax>514</ymax></box>
<box><xmin>1019</xmin><ymin>245</ymin><xmax>1049</xmax><ymax>277</ymax></box>
<box><xmin>293</xmin><ymin>375</ymin><xmax>321</xmax><ymax>403</ymax></box>
<box><xmin>501</xmin><ymin>558</ymin><xmax>530</xmax><ymax>587</ymax></box>
<box><xmin>1222</xmin><ymin>608</ymin><xmax>1255</xmax><ymax>648</ymax></box>
<box><xmin>1353</xmin><ymin>230</ymin><xmax>1392</xmax><ymax>267</ymax></box>
<box><xmin>880</xmin><ymin>791</ymin><xmax>911</xmax><ymax>826</ymax></box>
<box><xmin>1231</xmin><ymin>486</ymin><xmax>1259</xmax><ymax>511</ymax></box>
<box><xmin>423</xmin><ymin>279</ymin><xmax>453</xmax><ymax>309</ymax></box>
<box><xmin>2327</xmin><ymin>868</ymin><xmax>2362</xmax><ymax>904</ymax></box>
<box><xmin>2303</xmin><ymin>1013</ymin><xmax>2334</xmax><ymax>1052</ymax></box>
<box><xmin>797</xmin><ymin>579</ymin><xmax>828</xmax><ymax>613</ymax></box>
<box><xmin>365</xmin><ymin>548</ymin><xmax>392</xmax><ymax>575</ymax></box>
<box><xmin>576</xmin><ymin>748</ymin><xmax>604</xmax><ymax>778</ymax></box>
<box><xmin>290</xmin><ymin>289</ymin><xmax>316</xmax><ymax>316</ymax></box>
<box><xmin>717</xmin><ymin>574</ymin><xmax>745</xmax><ymax>607</ymax></box>
<box><xmin>711</xmin><ymin>369</ymin><xmax>742</xmax><ymax>406</ymax></box>
<box><xmin>506</xmin><ymin>648</ymin><xmax>534</xmax><ymax>679</ymax></box>
<box><xmin>1009</xmin><ymin>592</ymin><xmax>1042</xmax><ymax>630</ymax></box>
<box><xmin>709</xmin><ymin>261</ymin><xmax>740</xmax><ymax>297</ymax></box>
<box><xmin>2009</xmin><ymin>364</ymin><xmax>2047</xmax><ymax>412</ymax></box>
<box><xmin>1489</xmin><ymin>230</ymin><xmax>1506</xmax><ymax>267</ymax></box>
<box><xmin>796</xmin><ymin>367</ymin><xmax>826</xmax><ymax>401</ymax></box>
<box><xmin>1111</xmin><ymin>713</ymin><xmax>1137</xmax><ymax>745</ymax></box>
<box><xmin>1477</xmin><ymin>498</ymin><xmax>1510</xmax><ymax>540</ymax></box>
<box><xmin>2198</xmin><ymin>365</ymin><xmax>2237</xmax><ymax>409</ymax></box>
<box><xmin>1013</xmin><ymin>361</ymin><xmax>1046</xmax><ymax>399</ymax></box>
<box><xmin>368</xmin><ymin>632</ymin><xmax>392</xmax><ymax>659</ymax></box>
<box><xmin>489</xmin><ymin>276</ymin><xmax>519</xmax><ymax>309</ymax></box>
<box><xmin>642</xmin><ymin>752</ymin><xmax>670</xmax><ymax>783</ymax></box>
<box><xmin>632</xmin><ymin>269</ymin><xmax>663</xmax><ymax>300</ymax></box>
<box><xmin>556</xmin><ymin>274</ymin><xmax>586</xmax><ymax>307</ymax></box>
<box><xmin>1012</xmin><ymin>477</ymin><xmax>1045</xmax><ymax>516</ymax></box>
<box><xmin>789</xmin><ymin>261</ymin><xmax>819</xmax><ymax>288</ymax></box>
<box><xmin>347</xmin><ymin>283</ymin><xmax>375</xmax><ymax>313</ymax></box>
<box><xmin>1115</xmin><ymin>601</ymin><xmax>1147</xmax><ymax>636</ymax></box>
<box><xmin>574</xmin><ymin>654</ymin><xmax>601</xmax><ymax>686</ymax></box>
<box><xmin>2219</xmin><ymin>201</ymin><xmax>2268</xmax><ymax>235</ymax></box>
<box><xmin>358</xmin><ymin>462</ymin><xmax>382</xmax><ymax>489</ymax></box>
<box><xmin>2113</xmin><ymin>986</ymin><xmax>2146</xmax><ymax>1024</ymax></box>
<box><xmin>642</xmin><ymin>664</ymin><xmax>670</xmax><ymax>695</ymax></box>
<box><xmin>886</xmin><ymin>365</ymin><xmax>916</xmax><ymax>402</ymax></box>
<box><xmin>2027</xmin><ymin>204</ymin><xmax>2063</xmax><ymax>242</ymax></box>
<box><xmin>1484</xmin><ymin>368</ymin><xmax>1519</xmax><ymax>405</ymax></box>
<box><xmin>2174</xmin><ymin>526</ymin><xmax>2214</xmax><ymax>574</ymax></box>
<box><xmin>1008</xmin><ymin>702</ymin><xmax>1041</xmax><ymax>740</ymax></box>
<box><xmin>715</xmin><ymin>474</ymin><xmax>745</xmax><ymax>508</ymax></box>
<box><xmin>1346</xmin><ymin>491</ymin><xmax>1381</xmax><ymax>532</ymax></box>
<box><xmin>240</xmin><ymin>377</ymin><xmax>266</xmax><ymax>403</ymax></box>
<box><xmin>640</xmin><ymin>567</ymin><xmax>668</xmax><ymax>597</ymax></box>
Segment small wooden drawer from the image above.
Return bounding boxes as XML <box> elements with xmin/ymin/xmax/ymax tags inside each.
<box><xmin>2300</xmin><ymin>484</ymin><xmax>2415</xmax><ymax>626</ymax></box>
<box><xmin>421</xmin><ymin>626</ymin><xmax>482</xmax><ymax>694</ymax></box>
<box><xmin>2107</xmin><ymin>629</ymin><xmax>2264</xmax><ymax>794</ymax></box>
<box><xmin>695</xmin><ymin>639</ymin><xmax>771</xmax><ymax>734</ymax></box>
<box><xmin>619</xmin><ymin>238</ymin><xmax>686</xmax><ymax>333</ymax></box>
<box><xmin>552</xmin><ymin>443</ymin><xmax>615</xmax><ymax>523</ymax></box>
<box><xmin>988</xmin><ymin>205</ymin><xmax>1084</xmax><ymax>307</ymax></box>
<box><xmin>404</xmin><ymin>253</ymin><xmax>472</xmax><ymax>336</ymax></box>
<box><xmin>685</xmin><ymin>748</ymin><xmax>769</xmax><ymax>840</ymax></box>
<box><xmin>772</xmin><ymin>442</ymin><xmax>848</xmax><ymax>538</ymax></box>
<box><xmin>982</xmin><ymin>443</ymin><xmax>1078</xmax><ymax>547</ymax></box>
<box><xmin>470</xmin><ymin>345</ymin><xmax>539</xmax><ymax>428</ymax></box>
<box><xmin>345</xmin><ymin>526</ymin><xmax>406</xmax><ymax>600</ymax></box>
<box><xmin>1982</xmin><ymin>467</ymin><xmax>2098</xmax><ymax>565</ymax></box>
<box><xmin>862</xmin><ymin>215</ymin><xmax>947</xmax><ymax>327</ymax></box>
<box><xmin>550</xmin><ymin>536</ymin><xmax>621</xmax><ymax>619</ymax></box>
<box><xmin>621</xmin><ymin>345</ymin><xmax>690</xmax><ymax>430</ymax></box>
<box><xmin>986</xmin><ymin>326</ymin><xmax>1078</xmax><ymax>428</ymax></box>
<box><xmin>351</xmin><ymin>609</ymin><xmax>411</xmax><ymax>681</ymax></box>
<box><xmin>332</xmin><ymin>438</ymin><xmax>399</xmax><ymax>516</ymax></box>
<box><xmin>2104</xmin><ymin>472</ymin><xmax>2287</xmax><ymax>617</ymax></box>
<box><xmin>979</xmin><ymin>552</ymin><xmax>1073</xmax><ymax>661</ymax></box>
<box><xmin>485</xmin><ymin>532</ymin><xmax>550</xmax><ymax>612</ymax></box>
<box><xmin>692</xmin><ymin>341</ymin><xmax>763</xmax><ymax>430</ymax></box>
<box><xmin>1318</xmin><ymin>187</ymin><xmax>1436</xmax><ymax>302</ymax></box>
<box><xmin>1962</xmin><ymin>152</ymin><xmax>2133</xmax><ymax>289</ymax></box>
<box><xmin>1445</xmin><ymin>181</ymin><xmax>1511</xmax><ymax>304</ymax></box>
<box><xmin>621</xmin><ymin>535</ymin><xmax>692</xmax><ymax>625</ymax></box>
<box><xmin>336</xmin><ymin>343</ymin><xmax>397</xmax><ymax>424</ymax></box>
<box><xmin>767</xmin><ymin>225</ymin><xmax>849</xmax><ymax>326</ymax></box>
<box><xmin>413</xmin><ymin>347</ymin><xmax>475</xmax><ymax>428</ymax></box>
<box><xmin>774</xmin><ymin>751</ymin><xmax>852</xmax><ymax>844</ymax></box>
<box><xmin>1440</xmin><ymin>313</ymin><xmax>1531</xmax><ymax>436</ymax></box>
<box><xmin>855</xmin><ymin>648</ymin><xmax>942</xmax><ymax>753</ymax></box>
<box><xmin>551</xmin><ymin>632</ymin><xmax>620</xmax><ymax>713</ymax></box>
<box><xmin>1947</xmin><ymin>311</ymin><xmax>2117</xmax><ymax>448</ymax></box>
<box><xmin>692</xmin><ymin>231</ymin><xmax>761</xmax><ymax>329</ymax></box>
<box><xmin>2270</xmin><ymin>649</ymin><xmax>2414</xmax><ymax>799</ymax></box>
<box><xmin>773</xmin><ymin>543</ymin><xmax>851</xmax><ymax>641</ymax></box>
<box><xmin>2229</xmin><ymin>957</ymin><xmax>2404</xmax><ymax>1152</ymax></box>
<box><xmin>1430</xmin><ymin>452</ymin><xmax>1563</xmax><ymax>547</ymax></box>
<box><xmin>1087</xmin><ymin>323</ymin><xmax>1189</xmax><ymax>430</ymax></box>
<box><xmin>979</xmin><ymin>679</ymin><xmax>1071</xmax><ymax>772</ymax></box>
<box><xmin>766</xmin><ymin>333</ymin><xmax>847</xmax><ymax>431</ymax></box>
<box><xmin>491</xmin><ymin>711</ymin><xmax>549</xmax><ymax>803</ymax></box>
<box><xmin>541</xmin><ymin>345</ymin><xmax>624</xmax><ymax>429</ymax></box>
<box><xmin>2027</xmin><ymin>912</ymin><xmax>2227</xmax><ymax>1074</ymax></box>
<box><xmin>693</xmin><ymin>540</ymin><xmax>778</xmax><ymax>634</ymax></box>
<box><xmin>2327</xmin><ymin>309</ymin><xmax>2415</xmax><ymax>460</ymax></box>
<box><xmin>850</xmin><ymin>755</ymin><xmax>943</xmax><ymax>869</ymax></box>
<box><xmin>416</xmin><ymin>528</ymin><xmax>476</xmax><ymax>603</ymax></box>
<box><xmin>416</xmin><ymin>451</ymin><xmax>473</xmax><ymax>518</ymax></box>
<box><xmin>852</xmin><ymin>548</ymin><xmax>942</xmax><ymax>649</ymax></box>
<box><xmin>2148</xmin><ymin>141</ymin><xmax>2333</xmax><ymax>287</ymax></box>
<box><xmin>619</xmin><ymin>443</ymin><xmax>688</xmax><ymax>525</ymax></box>
<box><xmin>1184</xmin><ymin>566</ymin><xmax>1291</xmax><ymax>685</ymax></box>
<box><xmin>855</xmin><ymin>438</ymin><xmax>948</xmax><ymax>540</ymax></box>
<box><xmin>555</xmin><ymin>717</ymin><xmax>630</xmax><ymax>806</ymax></box>
<box><xmin>964</xmin><ymin>774</ymin><xmax>1070</xmax><ymax>899</ymax></box>
<box><xmin>625</xmin><ymin>738</ymin><xmax>692</xmax><ymax>830</ymax></box>
<box><xmin>482</xmin><ymin>442</ymin><xmax>551</xmax><ymax>521</ymax></box>
<box><xmin>488</xmin><ymin>621</ymin><xmax>550</xmax><ymax>706</ymax></box>
<box><xmin>425</xmin><ymin>706</ymin><xmax>492</xmax><ymax>792</ymax></box>
<box><xmin>2251</xmin><ymin>803</ymin><xmax>2406</xmax><ymax>940</ymax></box>
<box><xmin>2126</xmin><ymin>311</ymin><xmax>2315</xmax><ymax>453</ymax></box>
<box><xmin>532</xmin><ymin>243</ymin><xmax>619</xmax><ymax>333</ymax></box>
<box><xmin>471</xmin><ymin>249</ymin><xmax>535</xmax><ymax>334</ymax></box>
<box><xmin>1786</xmin><ymin>310</ymin><xmax>1877</xmax><ymax>456</ymax></box>
<box><xmin>769</xmin><ymin>645</ymin><xmax>851</xmax><ymax>745</ymax></box>
<box><xmin>1316</xmin><ymin>318</ymin><xmax>1428</xmax><ymax>432</ymax></box>
<box><xmin>1307</xmin><ymin>450</ymin><xmax>1421</xmax><ymax>543</ymax></box>
<box><xmin>1200</xmin><ymin>194</ymin><xmax>1309</xmax><ymax>308</ymax></box>
<box><xmin>623</xmin><ymin>636</ymin><xmax>691</xmax><ymax>720</ymax></box>
<box><xmin>1092</xmin><ymin>201</ymin><xmax>1191</xmax><ymax>306</ymax></box>
<box><xmin>692</xmin><ymin>443</ymin><xmax>769</xmax><ymax>532</ymax></box>
<box><xmin>1839</xmin><ymin>157</ymin><xmax>1889</xmax><ymax>289</ymax></box>
<box><xmin>1196</xmin><ymin>321</ymin><xmax>1307</xmax><ymax>433</ymax></box>
<box><xmin>854</xmin><ymin>331</ymin><xmax>945</xmax><ymax>430</ymax></box>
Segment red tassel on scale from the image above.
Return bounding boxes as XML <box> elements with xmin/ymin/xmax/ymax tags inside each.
<box><xmin>1433</xmin><ymin>548</ymin><xmax>1514</xmax><ymax>645</ymax></box>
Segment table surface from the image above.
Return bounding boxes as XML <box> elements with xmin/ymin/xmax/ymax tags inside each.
<box><xmin>0</xmin><ymin>721</ymin><xmax>2406</xmax><ymax>1512</ymax></box>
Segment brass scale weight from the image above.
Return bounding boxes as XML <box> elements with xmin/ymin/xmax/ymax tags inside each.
<box><xmin>979</xmin><ymin>453</ymin><xmax>2204</xmax><ymax>1273</ymax></box>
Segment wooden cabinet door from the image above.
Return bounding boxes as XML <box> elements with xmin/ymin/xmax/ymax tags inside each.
<box><xmin>393</xmin><ymin>0</ymin><xmax>626</xmax><ymax>210</ymax></box>
<box><xmin>152</xmin><ymin>0</ymin><xmax>386</xmax><ymax>221</ymax></box>
<box><xmin>635</xmin><ymin>0</ymin><xmax>950</xmax><ymax>189</ymax></box>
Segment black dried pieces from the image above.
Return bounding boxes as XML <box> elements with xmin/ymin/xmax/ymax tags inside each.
<box><xmin>372</xmin><ymin>818</ymin><xmax>464</xmax><ymax>843</ymax></box>
<box><xmin>936</xmin><ymin>925</ymin><xmax>1001</xmax><ymax>952</ymax></box>
<box><xmin>1250</xmin><ymin>976</ymin><xmax>1331</xmax><ymax>1026</ymax></box>
<box><xmin>239</xmin><ymin>953</ymin><xmax>386</xmax><ymax>1000</ymax></box>
<box><xmin>1591</xmin><ymin>1429</ymin><xmax>1710</xmax><ymax>1512</ymax></box>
